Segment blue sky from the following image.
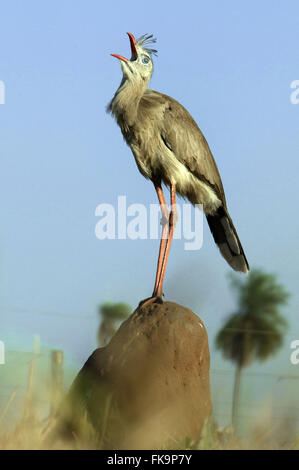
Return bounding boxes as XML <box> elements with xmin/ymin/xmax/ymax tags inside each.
<box><xmin>0</xmin><ymin>1</ymin><xmax>299</xmax><ymax>423</ymax></box>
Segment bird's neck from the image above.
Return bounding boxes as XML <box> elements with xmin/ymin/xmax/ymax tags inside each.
<box><xmin>108</xmin><ymin>76</ymin><xmax>149</xmax><ymax>126</ymax></box>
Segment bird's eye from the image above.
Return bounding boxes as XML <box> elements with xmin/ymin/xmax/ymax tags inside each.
<box><xmin>141</xmin><ymin>56</ymin><xmax>150</xmax><ymax>65</ymax></box>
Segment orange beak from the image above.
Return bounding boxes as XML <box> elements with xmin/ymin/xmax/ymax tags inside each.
<box><xmin>111</xmin><ymin>32</ymin><xmax>138</xmax><ymax>62</ymax></box>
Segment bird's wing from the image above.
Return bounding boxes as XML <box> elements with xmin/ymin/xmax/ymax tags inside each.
<box><xmin>144</xmin><ymin>90</ymin><xmax>226</xmax><ymax>205</ymax></box>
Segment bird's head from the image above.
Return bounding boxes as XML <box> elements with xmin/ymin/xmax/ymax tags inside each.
<box><xmin>111</xmin><ymin>33</ymin><xmax>157</xmax><ymax>84</ymax></box>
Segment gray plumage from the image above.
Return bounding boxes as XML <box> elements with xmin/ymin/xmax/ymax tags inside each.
<box><xmin>108</xmin><ymin>34</ymin><xmax>249</xmax><ymax>273</ymax></box>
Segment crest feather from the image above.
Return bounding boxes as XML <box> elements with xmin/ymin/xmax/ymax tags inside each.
<box><xmin>136</xmin><ymin>34</ymin><xmax>158</xmax><ymax>56</ymax></box>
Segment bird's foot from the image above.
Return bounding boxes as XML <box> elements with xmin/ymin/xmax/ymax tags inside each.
<box><xmin>138</xmin><ymin>295</ymin><xmax>163</xmax><ymax>309</ymax></box>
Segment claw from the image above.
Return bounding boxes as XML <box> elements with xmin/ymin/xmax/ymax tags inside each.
<box><xmin>138</xmin><ymin>295</ymin><xmax>163</xmax><ymax>309</ymax></box>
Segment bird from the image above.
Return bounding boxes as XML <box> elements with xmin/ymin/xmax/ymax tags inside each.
<box><xmin>107</xmin><ymin>33</ymin><xmax>249</xmax><ymax>306</ymax></box>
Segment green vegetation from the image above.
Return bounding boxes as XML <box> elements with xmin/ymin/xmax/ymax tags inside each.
<box><xmin>97</xmin><ymin>302</ymin><xmax>131</xmax><ymax>347</ymax></box>
<box><xmin>215</xmin><ymin>269</ymin><xmax>289</xmax><ymax>428</ymax></box>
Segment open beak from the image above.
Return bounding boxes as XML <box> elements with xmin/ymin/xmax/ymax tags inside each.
<box><xmin>111</xmin><ymin>32</ymin><xmax>138</xmax><ymax>63</ymax></box>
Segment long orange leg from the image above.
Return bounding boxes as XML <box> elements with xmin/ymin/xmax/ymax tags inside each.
<box><xmin>154</xmin><ymin>183</ymin><xmax>177</xmax><ymax>298</ymax></box>
<box><xmin>152</xmin><ymin>184</ymin><xmax>169</xmax><ymax>295</ymax></box>
<box><xmin>139</xmin><ymin>183</ymin><xmax>170</xmax><ymax>308</ymax></box>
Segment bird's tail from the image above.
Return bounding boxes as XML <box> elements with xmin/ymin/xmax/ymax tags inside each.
<box><xmin>206</xmin><ymin>206</ymin><xmax>249</xmax><ymax>273</ymax></box>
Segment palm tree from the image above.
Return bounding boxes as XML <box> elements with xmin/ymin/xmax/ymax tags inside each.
<box><xmin>97</xmin><ymin>302</ymin><xmax>131</xmax><ymax>347</ymax></box>
<box><xmin>215</xmin><ymin>269</ymin><xmax>289</xmax><ymax>428</ymax></box>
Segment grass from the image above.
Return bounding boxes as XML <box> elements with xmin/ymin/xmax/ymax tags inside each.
<box><xmin>1</xmin><ymin>367</ymin><xmax>298</xmax><ymax>450</ymax></box>
<box><xmin>1</xmin><ymin>402</ymin><xmax>298</xmax><ymax>450</ymax></box>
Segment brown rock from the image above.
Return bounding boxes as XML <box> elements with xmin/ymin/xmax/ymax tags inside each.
<box><xmin>58</xmin><ymin>301</ymin><xmax>212</xmax><ymax>449</ymax></box>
